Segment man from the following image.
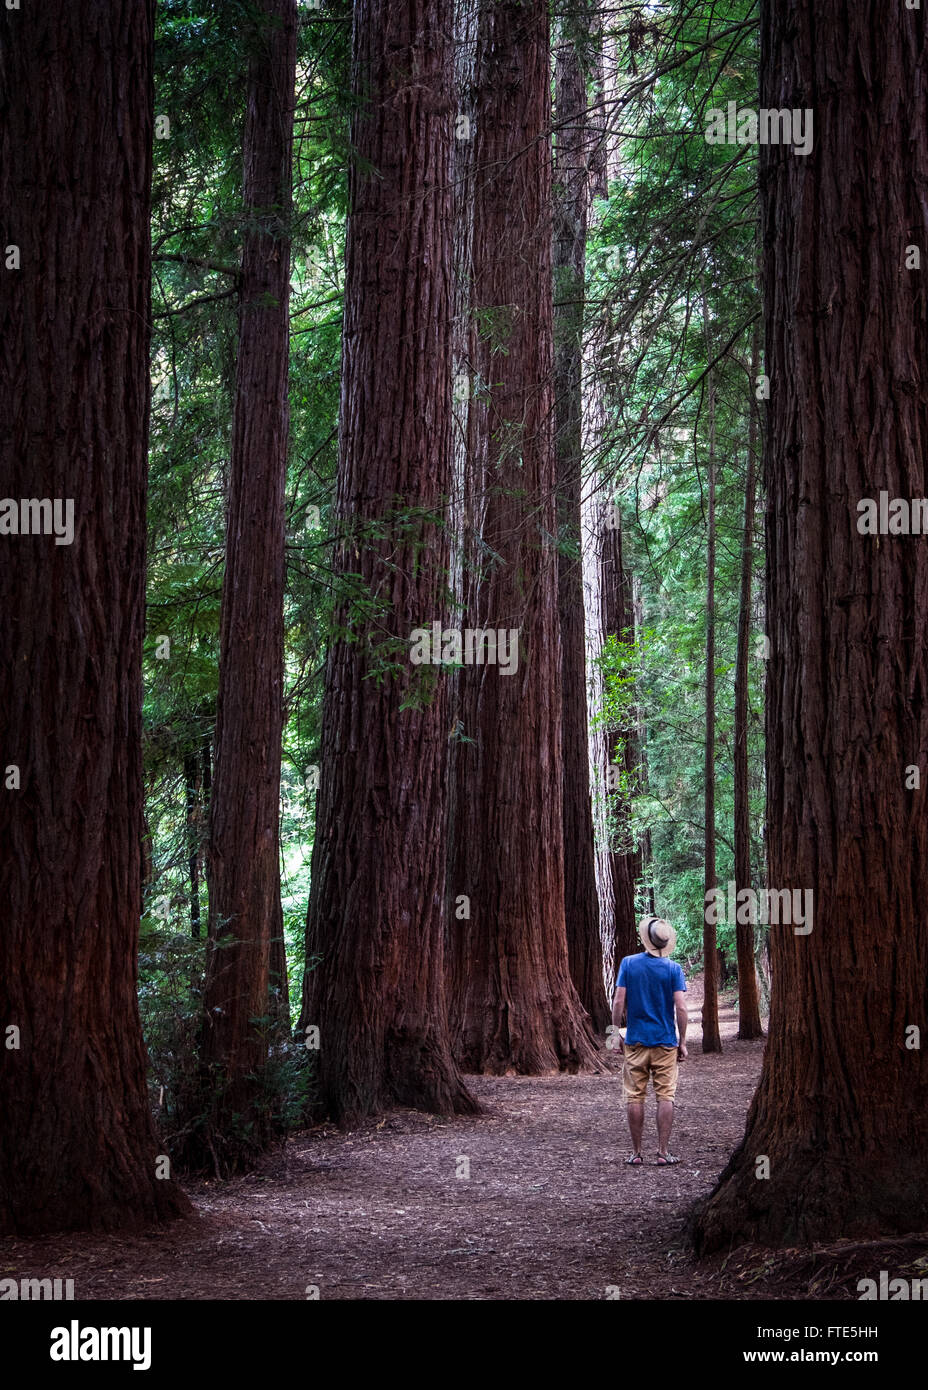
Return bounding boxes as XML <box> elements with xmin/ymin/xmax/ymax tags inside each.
<box><xmin>612</xmin><ymin>915</ymin><xmax>688</xmax><ymax>1166</ymax></box>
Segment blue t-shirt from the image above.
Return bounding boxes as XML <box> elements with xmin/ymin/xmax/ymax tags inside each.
<box><xmin>616</xmin><ymin>953</ymin><xmax>686</xmax><ymax>1047</ymax></box>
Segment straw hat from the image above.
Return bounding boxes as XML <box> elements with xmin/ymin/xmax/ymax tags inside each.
<box><xmin>638</xmin><ymin>915</ymin><xmax>677</xmax><ymax>957</ymax></box>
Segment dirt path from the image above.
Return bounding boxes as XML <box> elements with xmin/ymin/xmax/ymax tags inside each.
<box><xmin>4</xmin><ymin>986</ymin><xmax>925</xmax><ymax>1300</ymax></box>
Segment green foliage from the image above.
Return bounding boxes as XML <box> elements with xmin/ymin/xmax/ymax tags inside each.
<box><xmin>588</xmin><ymin>0</ymin><xmax>766</xmax><ymax>975</ymax></box>
<box><xmin>141</xmin><ymin>0</ymin><xmax>351</xmax><ymax>1156</ymax></box>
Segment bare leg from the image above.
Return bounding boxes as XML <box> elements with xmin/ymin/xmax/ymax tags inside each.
<box><xmin>627</xmin><ymin>1101</ymin><xmax>644</xmax><ymax>1154</ymax></box>
<box><xmin>656</xmin><ymin>1099</ymin><xmax>674</xmax><ymax>1156</ymax></box>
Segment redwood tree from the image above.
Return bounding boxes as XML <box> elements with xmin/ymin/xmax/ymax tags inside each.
<box><xmin>447</xmin><ymin>0</ymin><xmax>598</xmax><ymax>1073</ymax></box>
<box><xmin>733</xmin><ymin>323</ymin><xmax>763</xmax><ymax>1040</ymax></box>
<box><xmin>298</xmin><ymin>0</ymin><xmax>477</xmax><ymax>1124</ymax></box>
<box><xmin>692</xmin><ymin>0</ymin><xmax>928</xmax><ymax>1249</ymax></box>
<box><xmin>0</xmin><ymin>0</ymin><xmax>190</xmax><ymax>1234</ymax></box>
<box><xmin>197</xmin><ymin>0</ymin><xmax>297</xmax><ymax>1161</ymax></box>
<box><xmin>554</xmin><ymin>19</ymin><xmax>610</xmax><ymax>1032</ymax></box>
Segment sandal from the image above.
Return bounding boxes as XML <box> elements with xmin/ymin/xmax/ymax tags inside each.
<box><xmin>656</xmin><ymin>1152</ymin><xmax>681</xmax><ymax>1165</ymax></box>
<box><xmin>625</xmin><ymin>1152</ymin><xmax>643</xmax><ymax>1165</ymax></box>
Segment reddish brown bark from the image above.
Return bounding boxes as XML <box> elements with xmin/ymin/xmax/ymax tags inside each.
<box><xmin>445</xmin><ymin>0</ymin><xmax>479</xmax><ymax>995</ymax></box>
<box><xmin>197</xmin><ymin>0</ymin><xmax>297</xmax><ymax>1161</ymax></box>
<box><xmin>0</xmin><ymin>0</ymin><xmax>190</xmax><ymax>1235</ymax></box>
<box><xmin>298</xmin><ymin>0</ymin><xmax>477</xmax><ymax>1125</ymax></box>
<box><xmin>554</xmin><ymin>27</ymin><xmax>609</xmax><ymax>1033</ymax></box>
<box><xmin>734</xmin><ymin>323</ymin><xmax>763</xmax><ymax>1040</ymax></box>
<box><xmin>447</xmin><ymin>0</ymin><xmax>598</xmax><ymax>1074</ymax></box>
<box><xmin>692</xmin><ymin>0</ymin><xmax>928</xmax><ymax>1249</ymax></box>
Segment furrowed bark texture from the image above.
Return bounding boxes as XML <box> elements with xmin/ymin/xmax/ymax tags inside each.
<box><xmin>299</xmin><ymin>0</ymin><xmax>477</xmax><ymax>1124</ymax></box>
<box><xmin>448</xmin><ymin>0</ymin><xmax>599</xmax><ymax>1073</ymax></box>
<box><xmin>734</xmin><ymin>323</ymin><xmax>763</xmax><ymax>1040</ymax></box>
<box><xmin>199</xmin><ymin>0</ymin><xmax>297</xmax><ymax>1156</ymax></box>
<box><xmin>554</xmin><ymin>27</ymin><xmax>609</xmax><ymax>1032</ymax></box>
<box><xmin>692</xmin><ymin>0</ymin><xmax>928</xmax><ymax>1250</ymax></box>
<box><xmin>0</xmin><ymin>0</ymin><xmax>191</xmax><ymax>1234</ymax></box>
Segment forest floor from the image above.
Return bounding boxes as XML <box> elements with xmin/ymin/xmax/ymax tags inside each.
<box><xmin>5</xmin><ymin>980</ymin><xmax>928</xmax><ymax>1301</ymax></box>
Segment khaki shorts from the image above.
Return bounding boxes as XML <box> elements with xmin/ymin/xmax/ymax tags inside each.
<box><xmin>622</xmin><ymin>1044</ymin><xmax>679</xmax><ymax>1103</ymax></box>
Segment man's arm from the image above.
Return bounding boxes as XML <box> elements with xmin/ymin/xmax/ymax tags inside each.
<box><xmin>611</xmin><ymin>985</ymin><xmax>626</xmax><ymax>1053</ymax></box>
<box><xmin>674</xmin><ymin>989</ymin><xmax>688</xmax><ymax>1060</ymax></box>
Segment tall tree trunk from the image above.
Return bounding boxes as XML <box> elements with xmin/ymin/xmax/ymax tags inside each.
<box><xmin>600</xmin><ymin>508</ymin><xmax>641</xmax><ymax>971</ymax></box>
<box><xmin>692</xmin><ymin>0</ymin><xmax>928</xmax><ymax>1249</ymax></box>
<box><xmin>554</xmin><ymin>19</ymin><xmax>609</xmax><ymax>1032</ymax></box>
<box><xmin>734</xmin><ymin>323</ymin><xmax>763</xmax><ymax>1039</ymax></box>
<box><xmin>198</xmin><ymin>0</ymin><xmax>297</xmax><ymax>1162</ymax></box>
<box><xmin>701</xmin><ymin>292</ymin><xmax>722</xmax><ymax>1053</ymax></box>
<box><xmin>447</xmin><ymin>0</ymin><xmax>598</xmax><ymax>1074</ymax></box>
<box><xmin>298</xmin><ymin>0</ymin><xmax>477</xmax><ymax>1125</ymax></box>
<box><xmin>445</xmin><ymin>0</ymin><xmax>479</xmax><ymax>994</ymax></box>
<box><xmin>0</xmin><ymin>0</ymin><xmax>190</xmax><ymax>1235</ymax></box>
<box><xmin>583</xmin><ymin>16</ymin><xmax>619</xmax><ymax>990</ymax></box>
<box><xmin>587</xmin><ymin>15</ymin><xmax>609</xmax><ymax>202</ymax></box>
